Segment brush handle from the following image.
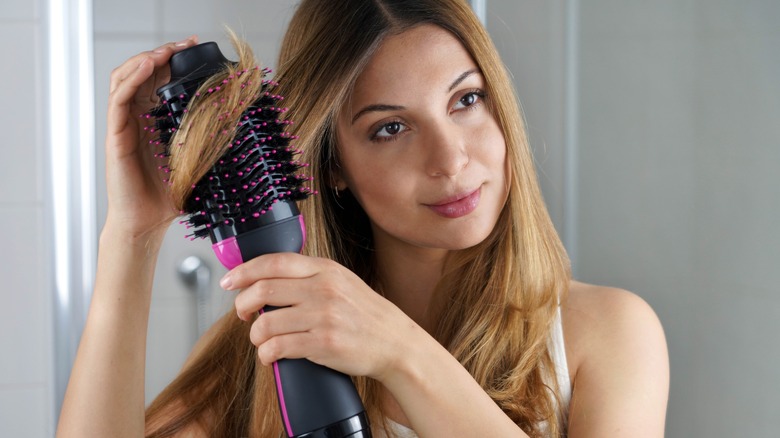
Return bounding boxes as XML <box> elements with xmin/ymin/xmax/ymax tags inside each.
<box><xmin>212</xmin><ymin>215</ymin><xmax>370</xmax><ymax>437</ymax></box>
<box><xmin>270</xmin><ymin>350</ymin><xmax>369</xmax><ymax>437</ymax></box>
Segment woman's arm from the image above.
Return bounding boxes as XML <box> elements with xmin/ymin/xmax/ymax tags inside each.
<box><xmin>226</xmin><ymin>252</ymin><xmax>531</xmax><ymax>437</ymax></box>
<box><xmin>377</xmin><ymin>328</ymin><xmax>530</xmax><ymax>437</ymax></box>
<box><xmin>564</xmin><ymin>283</ymin><xmax>669</xmax><ymax>437</ymax></box>
<box><xmin>385</xmin><ymin>283</ymin><xmax>668</xmax><ymax>438</ymax></box>
<box><xmin>56</xmin><ymin>37</ymin><xmax>198</xmax><ymax>437</ymax></box>
<box><xmin>57</xmin><ymin>229</ymin><xmax>164</xmax><ymax>437</ymax></box>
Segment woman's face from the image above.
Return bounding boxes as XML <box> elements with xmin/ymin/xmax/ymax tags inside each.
<box><xmin>335</xmin><ymin>24</ymin><xmax>507</xmax><ymax>255</ymax></box>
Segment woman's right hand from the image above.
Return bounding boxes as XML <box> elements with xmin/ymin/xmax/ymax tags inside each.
<box><xmin>103</xmin><ymin>36</ymin><xmax>199</xmax><ymax>240</ymax></box>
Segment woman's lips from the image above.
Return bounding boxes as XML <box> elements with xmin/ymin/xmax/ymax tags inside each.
<box><xmin>426</xmin><ymin>187</ymin><xmax>481</xmax><ymax>218</ymax></box>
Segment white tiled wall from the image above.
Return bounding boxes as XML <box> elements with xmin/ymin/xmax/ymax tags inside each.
<box><xmin>0</xmin><ymin>0</ymin><xmax>53</xmax><ymax>436</ymax></box>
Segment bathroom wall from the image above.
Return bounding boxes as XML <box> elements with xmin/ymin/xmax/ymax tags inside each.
<box><xmin>0</xmin><ymin>1</ymin><xmax>53</xmax><ymax>436</ymax></box>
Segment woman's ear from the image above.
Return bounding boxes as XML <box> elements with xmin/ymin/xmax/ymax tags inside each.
<box><xmin>332</xmin><ymin>179</ymin><xmax>348</xmax><ymax>192</ymax></box>
<box><xmin>328</xmin><ymin>161</ymin><xmax>348</xmax><ymax>192</ymax></box>
<box><xmin>326</xmin><ymin>134</ymin><xmax>348</xmax><ymax>193</ymax></box>
<box><xmin>330</xmin><ymin>176</ymin><xmax>348</xmax><ymax>197</ymax></box>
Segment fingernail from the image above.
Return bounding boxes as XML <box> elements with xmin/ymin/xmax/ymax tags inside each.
<box><xmin>175</xmin><ymin>37</ymin><xmax>192</xmax><ymax>47</ymax></box>
<box><xmin>220</xmin><ymin>274</ymin><xmax>233</xmax><ymax>290</ymax></box>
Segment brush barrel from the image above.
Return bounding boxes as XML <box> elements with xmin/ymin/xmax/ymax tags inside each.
<box><xmin>210</xmin><ymin>207</ymin><xmax>370</xmax><ymax>438</ymax></box>
<box><xmin>156</xmin><ymin>42</ymin><xmax>232</xmax><ymax>126</ymax></box>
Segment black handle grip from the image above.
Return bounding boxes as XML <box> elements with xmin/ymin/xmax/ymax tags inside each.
<box><xmin>273</xmin><ymin>357</ymin><xmax>368</xmax><ymax>437</ymax></box>
<box><xmin>235</xmin><ymin>215</ymin><xmax>370</xmax><ymax>437</ymax></box>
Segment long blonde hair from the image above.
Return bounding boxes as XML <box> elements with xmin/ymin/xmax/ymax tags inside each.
<box><xmin>145</xmin><ymin>1</ymin><xmax>570</xmax><ymax>437</ymax></box>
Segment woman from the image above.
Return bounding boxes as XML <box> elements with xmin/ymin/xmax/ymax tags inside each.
<box><xmin>57</xmin><ymin>0</ymin><xmax>669</xmax><ymax>436</ymax></box>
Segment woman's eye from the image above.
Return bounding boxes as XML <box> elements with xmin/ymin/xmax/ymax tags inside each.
<box><xmin>453</xmin><ymin>90</ymin><xmax>484</xmax><ymax>110</ymax></box>
<box><xmin>372</xmin><ymin>121</ymin><xmax>406</xmax><ymax>141</ymax></box>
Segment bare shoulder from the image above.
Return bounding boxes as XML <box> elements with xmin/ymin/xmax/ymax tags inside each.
<box><xmin>564</xmin><ymin>280</ymin><xmax>657</xmax><ymax>319</ymax></box>
<box><xmin>561</xmin><ymin>281</ymin><xmax>669</xmax><ymax>437</ymax></box>
<box><xmin>562</xmin><ymin>281</ymin><xmax>665</xmax><ymax>364</ymax></box>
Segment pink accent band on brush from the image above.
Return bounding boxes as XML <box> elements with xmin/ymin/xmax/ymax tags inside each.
<box><xmin>211</xmin><ymin>236</ymin><xmax>244</xmax><ymax>270</ymax></box>
<box><xmin>274</xmin><ymin>360</ymin><xmax>294</xmax><ymax>436</ymax></box>
<box><xmin>259</xmin><ymin>307</ymin><xmax>294</xmax><ymax>436</ymax></box>
<box><xmin>298</xmin><ymin>215</ymin><xmax>307</xmax><ymax>252</ymax></box>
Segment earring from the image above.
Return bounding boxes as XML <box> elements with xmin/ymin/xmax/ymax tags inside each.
<box><xmin>334</xmin><ymin>186</ymin><xmax>340</xmax><ymax>197</ymax></box>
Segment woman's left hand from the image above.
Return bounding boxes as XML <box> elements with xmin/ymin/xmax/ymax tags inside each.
<box><xmin>223</xmin><ymin>252</ymin><xmax>420</xmax><ymax>381</ymax></box>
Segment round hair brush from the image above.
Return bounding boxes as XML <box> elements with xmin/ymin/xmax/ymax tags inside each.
<box><xmin>147</xmin><ymin>41</ymin><xmax>370</xmax><ymax>438</ymax></box>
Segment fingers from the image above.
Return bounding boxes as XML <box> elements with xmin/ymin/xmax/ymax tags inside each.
<box><xmin>252</xmin><ymin>309</ymin><xmax>350</xmax><ymax>366</ymax></box>
<box><xmin>228</xmin><ymin>254</ymin><xmax>350</xmax><ymax>321</ymax></box>
<box><xmin>105</xmin><ymin>56</ymin><xmax>155</xmax><ymax>138</ymax></box>
<box><xmin>108</xmin><ymin>36</ymin><xmax>198</xmax><ymax>95</ymax></box>
<box><xmin>142</xmin><ymin>36</ymin><xmax>200</xmax><ymax>103</ymax></box>
<box><xmin>106</xmin><ymin>36</ymin><xmax>199</xmax><ymax>121</ymax></box>
<box><xmin>249</xmin><ymin>307</ymin><xmax>311</xmax><ymax>349</ymax></box>
<box><xmin>221</xmin><ymin>252</ymin><xmax>332</xmax><ymax>291</ymax></box>
<box><xmin>105</xmin><ymin>36</ymin><xmax>199</xmax><ymax>151</ymax></box>
<box><xmin>255</xmin><ymin>332</ymin><xmax>322</xmax><ymax>366</ymax></box>
<box><xmin>227</xmin><ymin>254</ymin><xmax>381</xmax><ymax>371</ymax></box>
<box><xmin>234</xmin><ymin>277</ymin><xmax>312</xmax><ymax>321</ymax></box>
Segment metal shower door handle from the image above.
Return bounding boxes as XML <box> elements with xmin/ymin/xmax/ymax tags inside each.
<box><xmin>177</xmin><ymin>255</ymin><xmax>212</xmax><ymax>338</ymax></box>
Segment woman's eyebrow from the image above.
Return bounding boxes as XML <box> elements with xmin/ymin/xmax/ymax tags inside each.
<box><xmin>351</xmin><ymin>104</ymin><xmax>406</xmax><ymax>125</ymax></box>
<box><xmin>448</xmin><ymin>68</ymin><xmax>480</xmax><ymax>93</ymax></box>
<box><xmin>350</xmin><ymin>68</ymin><xmax>482</xmax><ymax>125</ymax></box>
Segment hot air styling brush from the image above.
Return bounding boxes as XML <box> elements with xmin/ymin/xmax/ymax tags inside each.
<box><xmin>146</xmin><ymin>40</ymin><xmax>370</xmax><ymax>438</ymax></box>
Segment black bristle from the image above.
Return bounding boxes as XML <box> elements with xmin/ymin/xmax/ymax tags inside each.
<box><xmin>146</xmin><ymin>72</ymin><xmax>314</xmax><ymax>241</ymax></box>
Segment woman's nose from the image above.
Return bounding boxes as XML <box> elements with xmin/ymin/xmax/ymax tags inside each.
<box><xmin>423</xmin><ymin>122</ymin><xmax>470</xmax><ymax>178</ymax></box>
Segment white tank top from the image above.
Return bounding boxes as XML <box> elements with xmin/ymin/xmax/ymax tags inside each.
<box><xmin>379</xmin><ymin>307</ymin><xmax>571</xmax><ymax>437</ymax></box>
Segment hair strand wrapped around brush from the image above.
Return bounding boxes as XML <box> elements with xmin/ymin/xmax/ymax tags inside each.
<box><xmin>145</xmin><ymin>33</ymin><xmax>315</xmax><ymax>241</ymax></box>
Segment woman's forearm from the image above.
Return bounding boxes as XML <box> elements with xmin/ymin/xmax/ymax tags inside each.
<box><xmin>57</xmin><ymin>225</ymin><xmax>165</xmax><ymax>437</ymax></box>
<box><xmin>381</xmin><ymin>333</ymin><xmax>530</xmax><ymax>438</ymax></box>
